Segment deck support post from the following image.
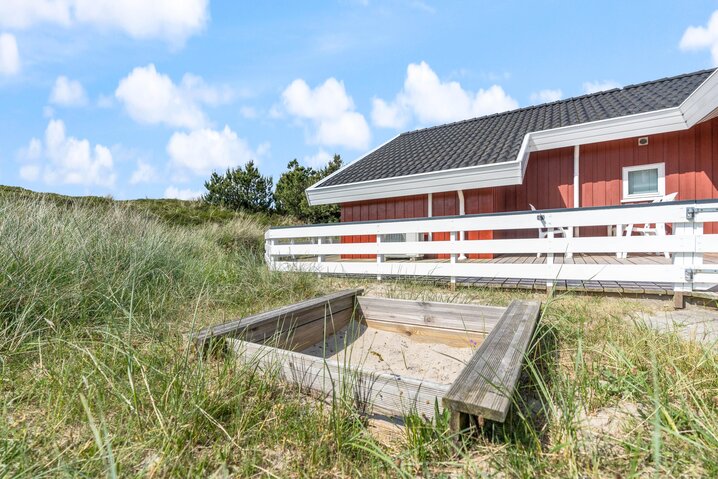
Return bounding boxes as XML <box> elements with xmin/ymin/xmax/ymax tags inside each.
<box><xmin>450</xmin><ymin>231</ymin><xmax>457</xmax><ymax>289</ymax></box>
<box><xmin>376</xmin><ymin>235</ymin><xmax>383</xmax><ymax>281</ymax></box>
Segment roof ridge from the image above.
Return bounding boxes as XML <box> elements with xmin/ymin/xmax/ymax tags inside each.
<box><xmin>399</xmin><ymin>68</ymin><xmax>716</xmax><ymax>137</ymax></box>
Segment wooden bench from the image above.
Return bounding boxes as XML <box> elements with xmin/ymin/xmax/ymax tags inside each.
<box><xmin>194</xmin><ymin>288</ymin><xmax>363</xmax><ymax>350</ymax></box>
<box><xmin>442</xmin><ymin>299</ymin><xmax>541</xmax><ymax>430</ymax></box>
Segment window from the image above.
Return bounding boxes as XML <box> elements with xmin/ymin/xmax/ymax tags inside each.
<box><xmin>622</xmin><ymin>162</ymin><xmax>665</xmax><ymax>202</ymax></box>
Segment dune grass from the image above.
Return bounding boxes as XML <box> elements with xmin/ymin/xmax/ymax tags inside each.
<box><xmin>2</xmin><ymin>191</ymin><xmax>718</xmax><ymax>477</ymax></box>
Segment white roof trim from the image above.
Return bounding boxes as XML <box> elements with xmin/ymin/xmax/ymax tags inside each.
<box><xmin>306</xmin><ymin>69</ymin><xmax>718</xmax><ymax>206</ymax></box>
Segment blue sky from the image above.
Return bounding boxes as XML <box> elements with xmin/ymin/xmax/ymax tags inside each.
<box><xmin>1</xmin><ymin>1</ymin><xmax>718</xmax><ymax>199</ymax></box>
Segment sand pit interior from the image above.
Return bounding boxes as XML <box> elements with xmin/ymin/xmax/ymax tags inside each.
<box><xmin>301</xmin><ymin>320</ymin><xmax>478</xmax><ymax>384</ymax></box>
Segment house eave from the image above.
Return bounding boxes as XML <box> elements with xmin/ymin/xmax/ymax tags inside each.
<box><xmin>306</xmin><ymin>69</ymin><xmax>718</xmax><ymax>206</ymax></box>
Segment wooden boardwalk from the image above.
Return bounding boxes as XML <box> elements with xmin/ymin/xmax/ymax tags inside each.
<box><xmin>290</xmin><ymin>253</ymin><xmax>718</xmax><ymax>297</ymax></box>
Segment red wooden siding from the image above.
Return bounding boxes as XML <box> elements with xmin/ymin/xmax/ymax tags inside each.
<box><xmin>464</xmin><ymin>189</ymin><xmax>494</xmax><ymax>259</ymax></box>
<box><xmin>492</xmin><ymin>146</ymin><xmax>575</xmax><ymax>239</ymax></box>
<box><xmin>579</xmin><ymin>117</ymin><xmax>718</xmax><ymax>234</ymax></box>
<box><xmin>339</xmin><ymin>117</ymin><xmax>718</xmax><ymax>251</ymax></box>
<box><xmin>341</xmin><ymin>194</ymin><xmax>427</xmax><ymax>259</ymax></box>
<box><xmin>430</xmin><ymin>191</ymin><xmax>457</xmax><ymax>259</ymax></box>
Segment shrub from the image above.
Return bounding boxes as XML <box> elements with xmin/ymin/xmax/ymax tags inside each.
<box><xmin>274</xmin><ymin>154</ymin><xmax>342</xmax><ymax>223</ymax></box>
<box><xmin>203</xmin><ymin>161</ymin><xmax>273</xmax><ymax>213</ymax></box>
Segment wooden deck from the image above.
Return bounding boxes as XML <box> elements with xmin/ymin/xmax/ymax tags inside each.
<box><xmin>294</xmin><ymin>254</ymin><xmax>718</xmax><ymax>297</ymax></box>
<box><xmin>333</xmin><ymin>253</ymin><xmax>718</xmax><ymax>266</ymax></box>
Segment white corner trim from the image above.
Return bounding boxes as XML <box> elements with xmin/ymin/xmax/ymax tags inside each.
<box><xmin>573</xmin><ymin>145</ymin><xmax>580</xmax><ymax>208</ymax></box>
<box><xmin>306</xmin><ymin>69</ymin><xmax>718</xmax><ymax>206</ymax></box>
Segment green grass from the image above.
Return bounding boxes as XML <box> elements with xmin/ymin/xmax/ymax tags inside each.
<box><xmin>2</xmin><ymin>187</ymin><xmax>718</xmax><ymax>477</ymax></box>
<box><xmin>0</xmin><ymin>185</ymin><xmax>294</xmax><ymax>227</ymax></box>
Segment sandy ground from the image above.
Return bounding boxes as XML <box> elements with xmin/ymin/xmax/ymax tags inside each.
<box><xmin>633</xmin><ymin>304</ymin><xmax>718</xmax><ymax>345</ymax></box>
<box><xmin>301</xmin><ymin>320</ymin><xmax>477</xmax><ymax>384</ymax></box>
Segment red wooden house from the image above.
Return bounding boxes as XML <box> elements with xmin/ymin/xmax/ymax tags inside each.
<box><xmin>304</xmin><ymin>68</ymin><xmax>718</xmax><ymax>259</ymax></box>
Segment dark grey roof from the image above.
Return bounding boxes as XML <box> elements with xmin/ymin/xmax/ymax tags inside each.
<box><xmin>317</xmin><ymin>68</ymin><xmax>714</xmax><ymax>188</ymax></box>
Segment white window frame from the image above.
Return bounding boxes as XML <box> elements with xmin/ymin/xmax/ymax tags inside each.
<box><xmin>621</xmin><ymin>162</ymin><xmax>665</xmax><ymax>202</ymax></box>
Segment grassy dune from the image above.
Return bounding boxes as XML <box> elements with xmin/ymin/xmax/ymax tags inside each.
<box><xmin>2</xmin><ymin>189</ymin><xmax>718</xmax><ymax>477</ymax></box>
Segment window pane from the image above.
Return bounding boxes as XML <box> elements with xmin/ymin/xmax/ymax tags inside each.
<box><xmin>628</xmin><ymin>168</ymin><xmax>658</xmax><ymax>195</ymax></box>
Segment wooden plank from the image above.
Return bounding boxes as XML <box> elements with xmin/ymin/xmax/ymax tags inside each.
<box><xmin>194</xmin><ymin>289</ymin><xmax>363</xmax><ymax>348</ymax></box>
<box><xmin>268</xmin><ymin>307</ymin><xmax>355</xmax><ymax>352</ymax></box>
<box><xmin>357</xmin><ymin>297</ymin><xmax>503</xmax><ymax>333</ymax></box>
<box><xmin>365</xmin><ymin>320</ymin><xmax>486</xmax><ymax>348</ymax></box>
<box><xmin>443</xmin><ymin>300</ymin><xmax>541</xmax><ymax>424</ymax></box>
<box><xmin>230</xmin><ymin>339</ymin><xmax>450</xmax><ymax>420</ymax></box>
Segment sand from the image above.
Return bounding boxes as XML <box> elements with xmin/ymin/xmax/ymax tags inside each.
<box><xmin>301</xmin><ymin>320</ymin><xmax>477</xmax><ymax>384</ymax></box>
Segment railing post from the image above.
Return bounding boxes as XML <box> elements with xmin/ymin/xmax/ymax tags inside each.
<box><xmin>546</xmin><ymin>230</ymin><xmax>554</xmax><ymax>291</ymax></box>
<box><xmin>265</xmin><ymin>238</ymin><xmax>275</xmax><ymax>269</ymax></box>
<box><xmin>450</xmin><ymin>231</ymin><xmax>457</xmax><ymax>289</ymax></box>
<box><xmin>672</xmin><ymin>219</ymin><xmax>701</xmax><ymax>308</ymax></box>
<box><xmin>317</xmin><ymin>237</ymin><xmax>324</xmax><ymax>278</ymax></box>
<box><xmin>376</xmin><ymin>234</ymin><xmax>383</xmax><ymax>281</ymax></box>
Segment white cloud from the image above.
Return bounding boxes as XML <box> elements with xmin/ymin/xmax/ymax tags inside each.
<box><xmin>281</xmin><ymin>77</ymin><xmax>371</xmax><ymax>150</ymax></box>
<box><xmin>129</xmin><ymin>160</ymin><xmax>157</xmax><ymax>184</ymax></box>
<box><xmin>115</xmin><ymin>64</ymin><xmax>232</xmax><ymax>129</ymax></box>
<box><xmin>0</xmin><ymin>33</ymin><xmax>20</xmax><ymax>76</ymax></box>
<box><xmin>680</xmin><ymin>10</ymin><xmax>718</xmax><ymax>65</ymax></box>
<box><xmin>49</xmin><ymin>76</ymin><xmax>88</xmax><ymax>106</ymax></box>
<box><xmin>530</xmin><ymin>88</ymin><xmax>563</xmax><ymax>104</ymax></box>
<box><xmin>371</xmin><ymin>61</ymin><xmax>518</xmax><ymax>129</ymax></box>
<box><xmin>96</xmin><ymin>94</ymin><xmax>113</xmax><ymax>108</ymax></box>
<box><xmin>19</xmin><ymin>164</ymin><xmax>39</xmax><ymax>181</ymax></box>
<box><xmin>583</xmin><ymin>80</ymin><xmax>621</xmax><ymax>94</ymax></box>
<box><xmin>167</xmin><ymin>125</ymin><xmax>268</xmax><ymax>177</ymax></box>
<box><xmin>18</xmin><ymin>119</ymin><xmax>115</xmax><ymax>187</ymax></box>
<box><xmin>239</xmin><ymin>106</ymin><xmax>257</xmax><ymax>119</ymax></box>
<box><xmin>371</xmin><ymin>97</ymin><xmax>409</xmax><ymax>129</ymax></box>
<box><xmin>0</xmin><ymin>0</ymin><xmax>208</xmax><ymax>45</ymax></box>
<box><xmin>164</xmin><ymin>186</ymin><xmax>202</xmax><ymax>200</ymax></box>
<box><xmin>303</xmin><ymin>149</ymin><xmax>333</xmax><ymax>168</ymax></box>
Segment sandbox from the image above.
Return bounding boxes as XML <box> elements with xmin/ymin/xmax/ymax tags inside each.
<box><xmin>195</xmin><ymin>289</ymin><xmax>540</xmax><ymax>429</ymax></box>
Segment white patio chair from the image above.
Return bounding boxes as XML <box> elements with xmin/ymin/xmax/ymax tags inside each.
<box><xmin>622</xmin><ymin>192</ymin><xmax>678</xmax><ymax>259</ymax></box>
<box><xmin>530</xmin><ymin>203</ymin><xmax>568</xmax><ymax>258</ymax></box>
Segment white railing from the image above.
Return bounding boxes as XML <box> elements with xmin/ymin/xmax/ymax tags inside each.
<box><xmin>265</xmin><ymin>200</ymin><xmax>718</xmax><ymax>293</ymax></box>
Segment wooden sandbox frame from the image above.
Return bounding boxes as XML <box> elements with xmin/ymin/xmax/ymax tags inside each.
<box><xmin>195</xmin><ymin>289</ymin><xmax>541</xmax><ymax>429</ymax></box>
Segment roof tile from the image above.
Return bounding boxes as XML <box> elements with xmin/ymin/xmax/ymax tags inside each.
<box><xmin>318</xmin><ymin>68</ymin><xmax>714</xmax><ymax>189</ymax></box>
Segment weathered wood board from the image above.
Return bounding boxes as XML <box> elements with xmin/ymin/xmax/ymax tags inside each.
<box><xmin>199</xmin><ymin>290</ymin><xmax>541</xmax><ymax>430</ymax></box>
<box><xmin>358</xmin><ymin>296</ymin><xmax>501</xmax><ymax>347</ymax></box>
<box><xmin>442</xmin><ymin>300</ymin><xmax>541</xmax><ymax>424</ymax></box>
<box><xmin>230</xmin><ymin>339</ymin><xmax>450</xmax><ymax>420</ymax></box>
<box><xmin>194</xmin><ymin>288</ymin><xmax>363</xmax><ymax>350</ymax></box>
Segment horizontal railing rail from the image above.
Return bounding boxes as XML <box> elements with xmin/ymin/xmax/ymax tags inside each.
<box><xmin>264</xmin><ymin>200</ymin><xmax>718</xmax><ymax>298</ymax></box>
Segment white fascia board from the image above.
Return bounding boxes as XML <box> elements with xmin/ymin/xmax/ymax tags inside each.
<box><xmin>307</xmin><ymin>70</ymin><xmax>718</xmax><ymax>206</ymax></box>
<box><xmin>305</xmin><ymin>134</ymin><xmax>400</xmax><ymax>203</ymax></box>
<box><xmin>306</xmin><ymin>159</ymin><xmax>522</xmax><ymax>205</ymax></box>
<box><xmin>680</xmin><ymin>68</ymin><xmax>718</xmax><ymax>126</ymax></box>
